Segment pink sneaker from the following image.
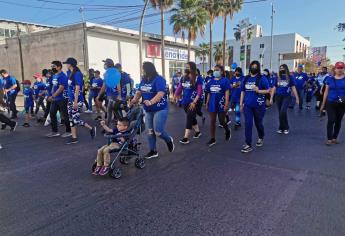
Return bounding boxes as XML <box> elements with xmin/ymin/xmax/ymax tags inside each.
<box><xmin>92</xmin><ymin>166</ymin><xmax>102</xmax><ymax>175</ymax></box>
<box><xmin>99</xmin><ymin>166</ymin><xmax>110</xmax><ymax>176</ymax></box>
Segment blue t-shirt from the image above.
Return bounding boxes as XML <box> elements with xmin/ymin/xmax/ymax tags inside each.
<box><xmin>172</xmin><ymin>75</ymin><xmax>181</xmax><ymax>90</ymax></box>
<box><xmin>104</xmin><ymin>68</ymin><xmax>121</xmax><ymax>98</ymax></box>
<box><xmin>90</xmin><ymin>78</ymin><xmax>103</xmax><ymax>93</ymax></box>
<box><xmin>241</xmin><ymin>75</ymin><xmax>269</xmax><ymax>108</ymax></box>
<box><xmin>180</xmin><ymin>76</ymin><xmax>203</xmax><ymax>105</ymax></box>
<box><xmin>273</xmin><ymin>76</ymin><xmax>296</xmax><ymax>96</ymax></box>
<box><xmin>230</xmin><ymin>76</ymin><xmax>243</xmax><ymax>103</ymax></box>
<box><xmin>120</xmin><ymin>72</ymin><xmax>132</xmax><ymax>100</ymax></box>
<box><xmin>325</xmin><ymin>76</ymin><xmax>345</xmax><ymax>102</ymax></box>
<box><xmin>294</xmin><ymin>72</ymin><xmax>308</xmax><ymax>90</ymax></box>
<box><xmin>45</xmin><ymin>77</ymin><xmax>53</xmax><ymax>96</ymax></box>
<box><xmin>33</xmin><ymin>81</ymin><xmax>46</xmax><ymax>99</ymax></box>
<box><xmin>205</xmin><ymin>77</ymin><xmax>230</xmax><ymax>112</ymax></box>
<box><xmin>0</xmin><ymin>77</ymin><xmax>4</xmax><ymax>90</ymax></box>
<box><xmin>23</xmin><ymin>87</ymin><xmax>34</xmax><ymax>108</ymax></box>
<box><xmin>51</xmin><ymin>72</ymin><xmax>68</xmax><ymax>101</ymax></box>
<box><xmin>67</xmin><ymin>70</ymin><xmax>84</xmax><ymax>102</ymax></box>
<box><xmin>4</xmin><ymin>76</ymin><xmax>17</xmax><ymax>95</ymax></box>
<box><xmin>139</xmin><ymin>75</ymin><xmax>167</xmax><ymax>112</ymax></box>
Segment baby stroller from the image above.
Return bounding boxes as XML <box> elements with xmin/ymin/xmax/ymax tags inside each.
<box><xmin>92</xmin><ymin>105</ymin><xmax>146</xmax><ymax>179</ymax></box>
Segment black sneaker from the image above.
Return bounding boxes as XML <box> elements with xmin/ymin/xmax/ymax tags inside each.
<box><xmin>193</xmin><ymin>132</ymin><xmax>202</xmax><ymax>139</ymax></box>
<box><xmin>225</xmin><ymin>130</ymin><xmax>231</xmax><ymax>141</ymax></box>
<box><xmin>1</xmin><ymin>123</ymin><xmax>7</xmax><ymax>130</ymax></box>
<box><xmin>66</xmin><ymin>137</ymin><xmax>79</xmax><ymax>145</ymax></box>
<box><xmin>95</xmin><ymin>116</ymin><xmax>102</xmax><ymax>121</ymax></box>
<box><xmin>256</xmin><ymin>139</ymin><xmax>264</xmax><ymax>147</ymax></box>
<box><xmin>241</xmin><ymin>144</ymin><xmax>253</xmax><ymax>153</ymax></box>
<box><xmin>90</xmin><ymin>126</ymin><xmax>97</xmax><ymax>139</ymax></box>
<box><xmin>202</xmin><ymin>116</ymin><xmax>206</xmax><ymax>125</ymax></box>
<box><xmin>207</xmin><ymin>138</ymin><xmax>216</xmax><ymax>147</ymax></box>
<box><xmin>166</xmin><ymin>137</ymin><xmax>175</xmax><ymax>152</ymax></box>
<box><xmin>179</xmin><ymin>137</ymin><xmax>190</xmax><ymax>144</ymax></box>
<box><xmin>23</xmin><ymin>123</ymin><xmax>30</xmax><ymax>128</ymax></box>
<box><xmin>144</xmin><ymin>150</ymin><xmax>159</xmax><ymax>159</ymax></box>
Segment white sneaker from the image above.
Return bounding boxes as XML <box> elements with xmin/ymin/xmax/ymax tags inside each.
<box><xmin>277</xmin><ymin>130</ymin><xmax>283</xmax><ymax>134</ymax></box>
<box><xmin>283</xmin><ymin>130</ymin><xmax>289</xmax><ymax>135</ymax></box>
<box><xmin>61</xmin><ymin>132</ymin><xmax>72</xmax><ymax>138</ymax></box>
<box><xmin>85</xmin><ymin>110</ymin><xmax>93</xmax><ymax>113</ymax></box>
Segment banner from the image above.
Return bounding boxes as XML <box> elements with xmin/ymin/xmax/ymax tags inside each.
<box><xmin>146</xmin><ymin>43</ymin><xmax>188</xmax><ymax>61</ymax></box>
<box><xmin>311</xmin><ymin>47</ymin><xmax>327</xmax><ymax>65</ymax></box>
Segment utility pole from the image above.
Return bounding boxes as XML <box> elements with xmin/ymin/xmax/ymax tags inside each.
<box><xmin>16</xmin><ymin>24</ymin><xmax>24</xmax><ymax>83</ymax></box>
<box><xmin>79</xmin><ymin>7</ymin><xmax>89</xmax><ymax>71</ymax></box>
<box><xmin>269</xmin><ymin>2</ymin><xmax>275</xmax><ymax>72</ymax></box>
<box><xmin>139</xmin><ymin>0</ymin><xmax>150</xmax><ymax>79</ymax></box>
<box><xmin>160</xmin><ymin>7</ymin><xmax>166</xmax><ymax>79</ymax></box>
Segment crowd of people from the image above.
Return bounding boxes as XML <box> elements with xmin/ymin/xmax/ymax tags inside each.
<box><xmin>1</xmin><ymin>58</ymin><xmax>345</xmax><ymax>165</ymax></box>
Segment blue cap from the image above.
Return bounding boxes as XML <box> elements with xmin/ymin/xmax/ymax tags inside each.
<box><xmin>63</xmin><ymin>57</ymin><xmax>77</xmax><ymax>66</ymax></box>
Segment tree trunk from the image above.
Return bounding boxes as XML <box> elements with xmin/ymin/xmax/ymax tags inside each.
<box><xmin>209</xmin><ymin>21</ymin><xmax>213</xmax><ymax>70</ymax></box>
<box><xmin>160</xmin><ymin>8</ymin><xmax>166</xmax><ymax>78</ymax></box>
<box><xmin>222</xmin><ymin>16</ymin><xmax>227</xmax><ymax>67</ymax></box>
<box><xmin>188</xmin><ymin>32</ymin><xmax>191</xmax><ymax>61</ymax></box>
<box><xmin>202</xmin><ymin>55</ymin><xmax>205</xmax><ymax>75</ymax></box>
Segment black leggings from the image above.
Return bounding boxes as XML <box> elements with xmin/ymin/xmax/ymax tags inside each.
<box><xmin>35</xmin><ymin>96</ymin><xmax>46</xmax><ymax>114</ymax></box>
<box><xmin>326</xmin><ymin>101</ymin><xmax>345</xmax><ymax>140</ymax></box>
<box><xmin>184</xmin><ymin>104</ymin><xmax>197</xmax><ymax>129</ymax></box>
<box><xmin>209</xmin><ymin>112</ymin><xmax>229</xmax><ymax>139</ymax></box>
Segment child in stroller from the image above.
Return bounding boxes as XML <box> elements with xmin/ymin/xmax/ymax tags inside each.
<box><xmin>92</xmin><ymin>105</ymin><xmax>146</xmax><ymax>178</ymax></box>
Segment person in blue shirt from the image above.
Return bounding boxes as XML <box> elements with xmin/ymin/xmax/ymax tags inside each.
<box><xmin>1</xmin><ymin>69</ymin><xmax>18</xmax><ymax>119</ymax></box>
<box><xmin>64</xmin><ymin>57</ymin><xmax>96</xmax><ymax>144</ymax></box>
<box><xmin>240</xmin><ymin>61</ymin><xmax>270</xmax><ymax>153</ymax></box>
<box><xmin>0</xmin><ymin>75</ymin><xmax>5</xmax><ymax>108</ymax></box>
<box><xmin>172</xmin><ymin>71</ymin><xmax>182</xmax><ymax>96</ymax></box>
<box><xmin>46</xmin><ymin>61</ymin><xmax>71</xmax><ymax>138</ymax></box>
<box><xmin>320</xmin><ymin>61</ymin><xmax>345</xmax><ymax>145</ymax></box>
<box><xmin>205</xmin><ymin>65</ymin><xmax>231</xmax><ymax>147</ymax></box>
<box><xmin>22</xmin><ymin>80</ymin><xmax>34</xmax><ymax>127</ymax></box>
<box><xmin>96</xmin><ymin>58</ymin><xmax>122</xmax><ymax>125</ymax></box>
<box><xmin>130</xmin><ymin>61</ymin><xmax>174</xmax><ymax>159</ymax></box>
<box><xmin>290</xmin><ymin>64</ymin><xmax>308</xmax><ymax>109</ymax></box>
<box><xmin>270</xmin><ymin>64</ymin><xmax>299</xmax><ymax>135</ymax></box>
<box><xmin>305</xmin><ymin>79</ymin><xmax>317</xmax><ymax>110</ymax></box>
<box><xmin>33</xmin><ymin>73</ymin><xmax>47</xmax><ymax>116</ymax></box>
<box><xmin>87</xmin><ymin>70</ymin><xmax>103</xmax><ymax>115</ymax></box>
<box><xmin>115</xmin><ymin>63</ymin><xmax>133</xmax><ymax>102</ymax></box>
<box><xmin>230</xmin><ymin>67</ymin><xmax>244</xmax><ymax>128</ymax></box>
<box><xmin>43</xmin><ymin>69</ymin><xmax>53</xmax><ymax>120</ymax></box>
<box><xmin>204</xmin><ymin>70</ymin><xmax>214</xmax><ymax>105</ymax></box>
<box><xmin>174</xmin><ymin>62</ymin><xmax>203</xmax><ymax>145</ymax></box>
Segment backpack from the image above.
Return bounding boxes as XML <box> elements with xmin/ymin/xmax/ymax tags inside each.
<box><xmin>15</xmin><ymin>79</ymin><xmax>21</xmax><ymax>92</ymax></box>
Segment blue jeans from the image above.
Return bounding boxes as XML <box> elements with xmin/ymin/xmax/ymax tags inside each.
<box><xmin>145</xmin><ymin>108</ymin><xmax>171</xmax><ymax>151</ymax></box>
<box><xmin>88</xmin><ymin>90</ymin><xmax>97</xmax><ymax>111</ymax></box>
<box><xmin>244</xmin><ymin>105</ymin><xmax>265</xmax><ymax>146</ymax></box>
<box><xmin>276</xmin><ymin>95</ymin><xmax>291</xmax><ymax>130</ymax></box>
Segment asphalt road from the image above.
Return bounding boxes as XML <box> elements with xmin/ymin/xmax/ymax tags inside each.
<box><xmin>1</xmin><ymin>103</ymin><xmax>345</xmax><ymax>236</ymax></box>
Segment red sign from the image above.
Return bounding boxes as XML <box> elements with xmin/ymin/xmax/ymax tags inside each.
<box><xmin>146</xmin><ymin>43</ymin><xmax>161</xmax><ymax>58</ymax></box>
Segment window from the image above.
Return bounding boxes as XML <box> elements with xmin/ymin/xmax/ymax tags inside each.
<box><xmin>169</xmin><ymin>61</ymin><xmax>185</xmax><ymax>84</ymax></box>
<box><xmin>10</xmin><ymin>30</ymin><xmax>16</xmax><ymax>37</ymax></box>
<box><xmin>4</xmin><ymin>29</ymin><xmax>10</xmax><ymax>37</ymax></box>
<box><xmin>260</xmin><ymin>43</ymin><xmax>264</xmax><ymax>49</ymax></box>
<box><xmin>259</xmin><ymin>54</ymin><xmax>264</xmax><ymax>59</ymax></box>
<box><xmin>0</xmin><ymin>28</ymin><xmax>4</xmax><ymax>37</ymax></box>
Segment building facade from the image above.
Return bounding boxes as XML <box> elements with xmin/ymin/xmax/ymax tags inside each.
<box><xmin>0</xmin><ymin>22</ymin><xmax>194</xmax><ymax>86</ymax></box>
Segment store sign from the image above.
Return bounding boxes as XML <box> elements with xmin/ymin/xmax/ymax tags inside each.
<box><xmin>146</xmin><ymin>42</ymin><xmax>188</xmax><ymax>61</ymax></box>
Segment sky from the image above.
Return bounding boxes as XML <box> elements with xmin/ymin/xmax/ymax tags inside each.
<box><xmin>1</xmin><ymin>0</ymin><xmax>344</xmax><ymax>63</ymax></box>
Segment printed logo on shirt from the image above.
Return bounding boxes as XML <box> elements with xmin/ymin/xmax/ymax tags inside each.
<box><xmin>92</xmin><ymin>83</ymin><xmax>98</xmax><ymax>88</ymax></box>
<box><xmin>182</xmin><ymin>81</ymin><xmax>191</xmax><ymax>89</ymax></box>
<box><xmin>296</xmin><ymin>76</ymin><xmax>304</xmax><ymax>80</ymax></box>
<box><xmin>277</xmin><ymin>81</ymin><xmax>289</xmax><ymax>87</ymax></box>
<box><xmin>257</xmin><ymin>97</ymin><xmax>265</xmax><ymax>106</ymax></box>
<box><xmin>52</xmin><ymin>79</ymin><xmax>58</xmax><ymax>86</ymax></box>
<box><xmin>210</xmin><ymin>84</ymin><xmax>222</xmax><ymax>93</ymax></box>
<box><xmin>68</xmin><ymin>80</ymin><xmax>72</xmax><ymax>85</ymax></box>
<box><xmin>245</xmin><ymin>82</ymin><xmax>256</xmax><ymax>90</ymax></box>
<box><xmin>140</xmin><ymin>84</ymin><xmax>152</xmax><ymax>93</ymax></box>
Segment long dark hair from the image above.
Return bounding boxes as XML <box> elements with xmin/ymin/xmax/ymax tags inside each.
<box><xmin>186</xmin><ymin>61</ymin><xmax>197</xmax><ymax>87</ymax></box>
<box><xmin>249</xmin><ymin>61</ymin><xmax>262</xmax><ymax>76</ymax></box>
<box><xmin>278</xmin><ymin>64</ymin><xmax>290</xmax><ymax>83</ymax></box>
<box><xmin>69</xmin><ymin>65</ymin><xmax>81</xmax><ymax>82</ymax></box>
<box><xmin>143</xmin><ymin>61</ymin><xmax>158</xmax><ymax>82</ymax></box>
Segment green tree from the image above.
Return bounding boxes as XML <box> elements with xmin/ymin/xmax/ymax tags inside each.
<box><xmin>149</xmin><ymin>0</ymin><xmax>175</xmax><ymax>77</ymax></box>
<box><xmin>213</xmin><ymin>43</ymin><xmax>223</xmax><ymax>64</ymax></box>
<box><xmin>196</xmin><ymin>42</ymin><xmax>210</xmax><ymax>74</ymax></box>
<box><xmin>220</xmin><ymin>0</ymin><xmax>243</xmax><ymax>66</ymax></box>
<box><xmin>170</xmin><ymin>0</ymin><xmax>209</xmax><ymax>61</ymax></box>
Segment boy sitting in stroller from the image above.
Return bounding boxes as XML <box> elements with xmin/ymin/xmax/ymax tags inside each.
<box><xmin>92</xmin><ymin>117</ymin><xmax>130</xmax><ymax>176</ymax></box>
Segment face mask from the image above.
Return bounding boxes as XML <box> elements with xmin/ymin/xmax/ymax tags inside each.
<box><xmin>184</xmin><ymin>69</ymin><xmax>190</xmax><ymax>74</ymax></box>
<box><xmin>104</xmin><ymin>65</ymin><xmax>108</xmax><ymax>70</ymax></box>
<box><xmin>250</xmin><ymin>67</ymin><xmax>259</xmax><ymax>75</ymax></box>
<box><xmin>51</xmin><ymin>68</ymin><xmax>58</xmax><ymax>74</ymax></box>
<box><xmin>263</xmin><ymin>72</ymin><xmax>268</xmax><ymax>76</ymax></box>
<box><xmin>279</xmin><ymin>70</ymin><xmax>286</xmax><ymax>76</ymax></box>
<box><xmin>235</xmin><ymin>72</ymin><xmax>240</xmax><ymax>77</ymax></box>
<box><xmin>214</xmin><ymin>71</ymin><xmax>221</xmax><ymax>78</ymax></box>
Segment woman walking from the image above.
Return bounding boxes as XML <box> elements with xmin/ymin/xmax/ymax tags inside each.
<box><xmin>270</xmin><ymin>64</ymin><xmax>299</xmax><ymax>134</ymax></box>
<box><xmin>131</xmin><ymin>62</ymin><xmax>174</xmax><ymax>159</ymax></box>
<box><xmin>240</xmin><ymin>61</ymin><xmax>270</xmax><ymax>153</ymax></box>
<box><xmin>205</xmin><ymin>65</ymin><xmax>231</xmax><ymax>147</ymax></box>
<box><xmin>64</xmin><ymin>57</ymin><xmax>96</xmax><ymax>144</ymax></box>
<box><xmin>320</xmin><ymin>61</ymin><xmax>345</xmax><ymax>145</ymax></box>
<box><xmin>174</xmin><ymin>62</ymin><xmax>203</xmax><ymax>144</ymax></box>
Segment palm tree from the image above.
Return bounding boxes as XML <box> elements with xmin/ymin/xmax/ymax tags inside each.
<box><xmin>213</xmin><ymin>43</ymin><xmax>223</xmax><ymax>64</ymax></box>
<box><xmin>233</xmin><ymin>23</ymin><xmax>241</xmax><ymax>41</ymax></box>
<box><xmin>149</xmin><ymin>0</ymin><xmax>175</xmax><ymax>78</ymax></box>
<box><xmin>203</xmin><ymin>0</ymin><xmax>221</xmax><ymax>70</ymax></box>
<box><xmin>170</xmin><ymin>0</ymin><xmax>209</xmax><ymax>61</ymax></box>
<box><xmin>220</xmin><ymin>0</ymin><xmax>243</xmax><ymax>66</ymax></box>
<box><xmin>197</xmin><ymin>42</ymin><xmax>209</xmax><ymax>74</ymax></box>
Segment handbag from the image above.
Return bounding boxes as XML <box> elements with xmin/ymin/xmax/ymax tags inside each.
<box><xmin>333</xmin><ymin>78</ymin><xmax>345</xmax><ymax>104</ymax></box>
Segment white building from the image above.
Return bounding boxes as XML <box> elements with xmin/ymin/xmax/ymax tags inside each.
<box><xmin>0</xmin><ymin>22</ymin><xmax>195</xmax><ymax>85</ymax></box>
<box><xmin>199</xmin><ymin>25</ymin><xmax>311</xmax><ymax>73</ymax></box>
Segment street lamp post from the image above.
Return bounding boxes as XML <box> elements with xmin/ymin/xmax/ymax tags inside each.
<box><xmin>269</xmin><ymin>3</ymin><xmax>275</xmax><ymax>72</ymax></box>
<box><xmin>139</xmin><ymin>0</ymin><xmax>150</xmax><ymax>79</ymax></box>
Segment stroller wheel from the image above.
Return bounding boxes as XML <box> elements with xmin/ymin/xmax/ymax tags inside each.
<box><xmin>110</xmin><ymin>167</ymin><xmax>122</xmax><ymax>179</ymax></box>
<box><xmin>119</xmin><ymin>156</ymin><xmax>129</xmax><ymax>165</ymax></box>
<box><xmin>135</xmin><ymin>158</ymin><xmax>145</xmax><ymax>169</ymax></box>
<box><xmin>91</xmin><ymin>162</ymin><xmax>97</xmax><ymax>172</ymax></box>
